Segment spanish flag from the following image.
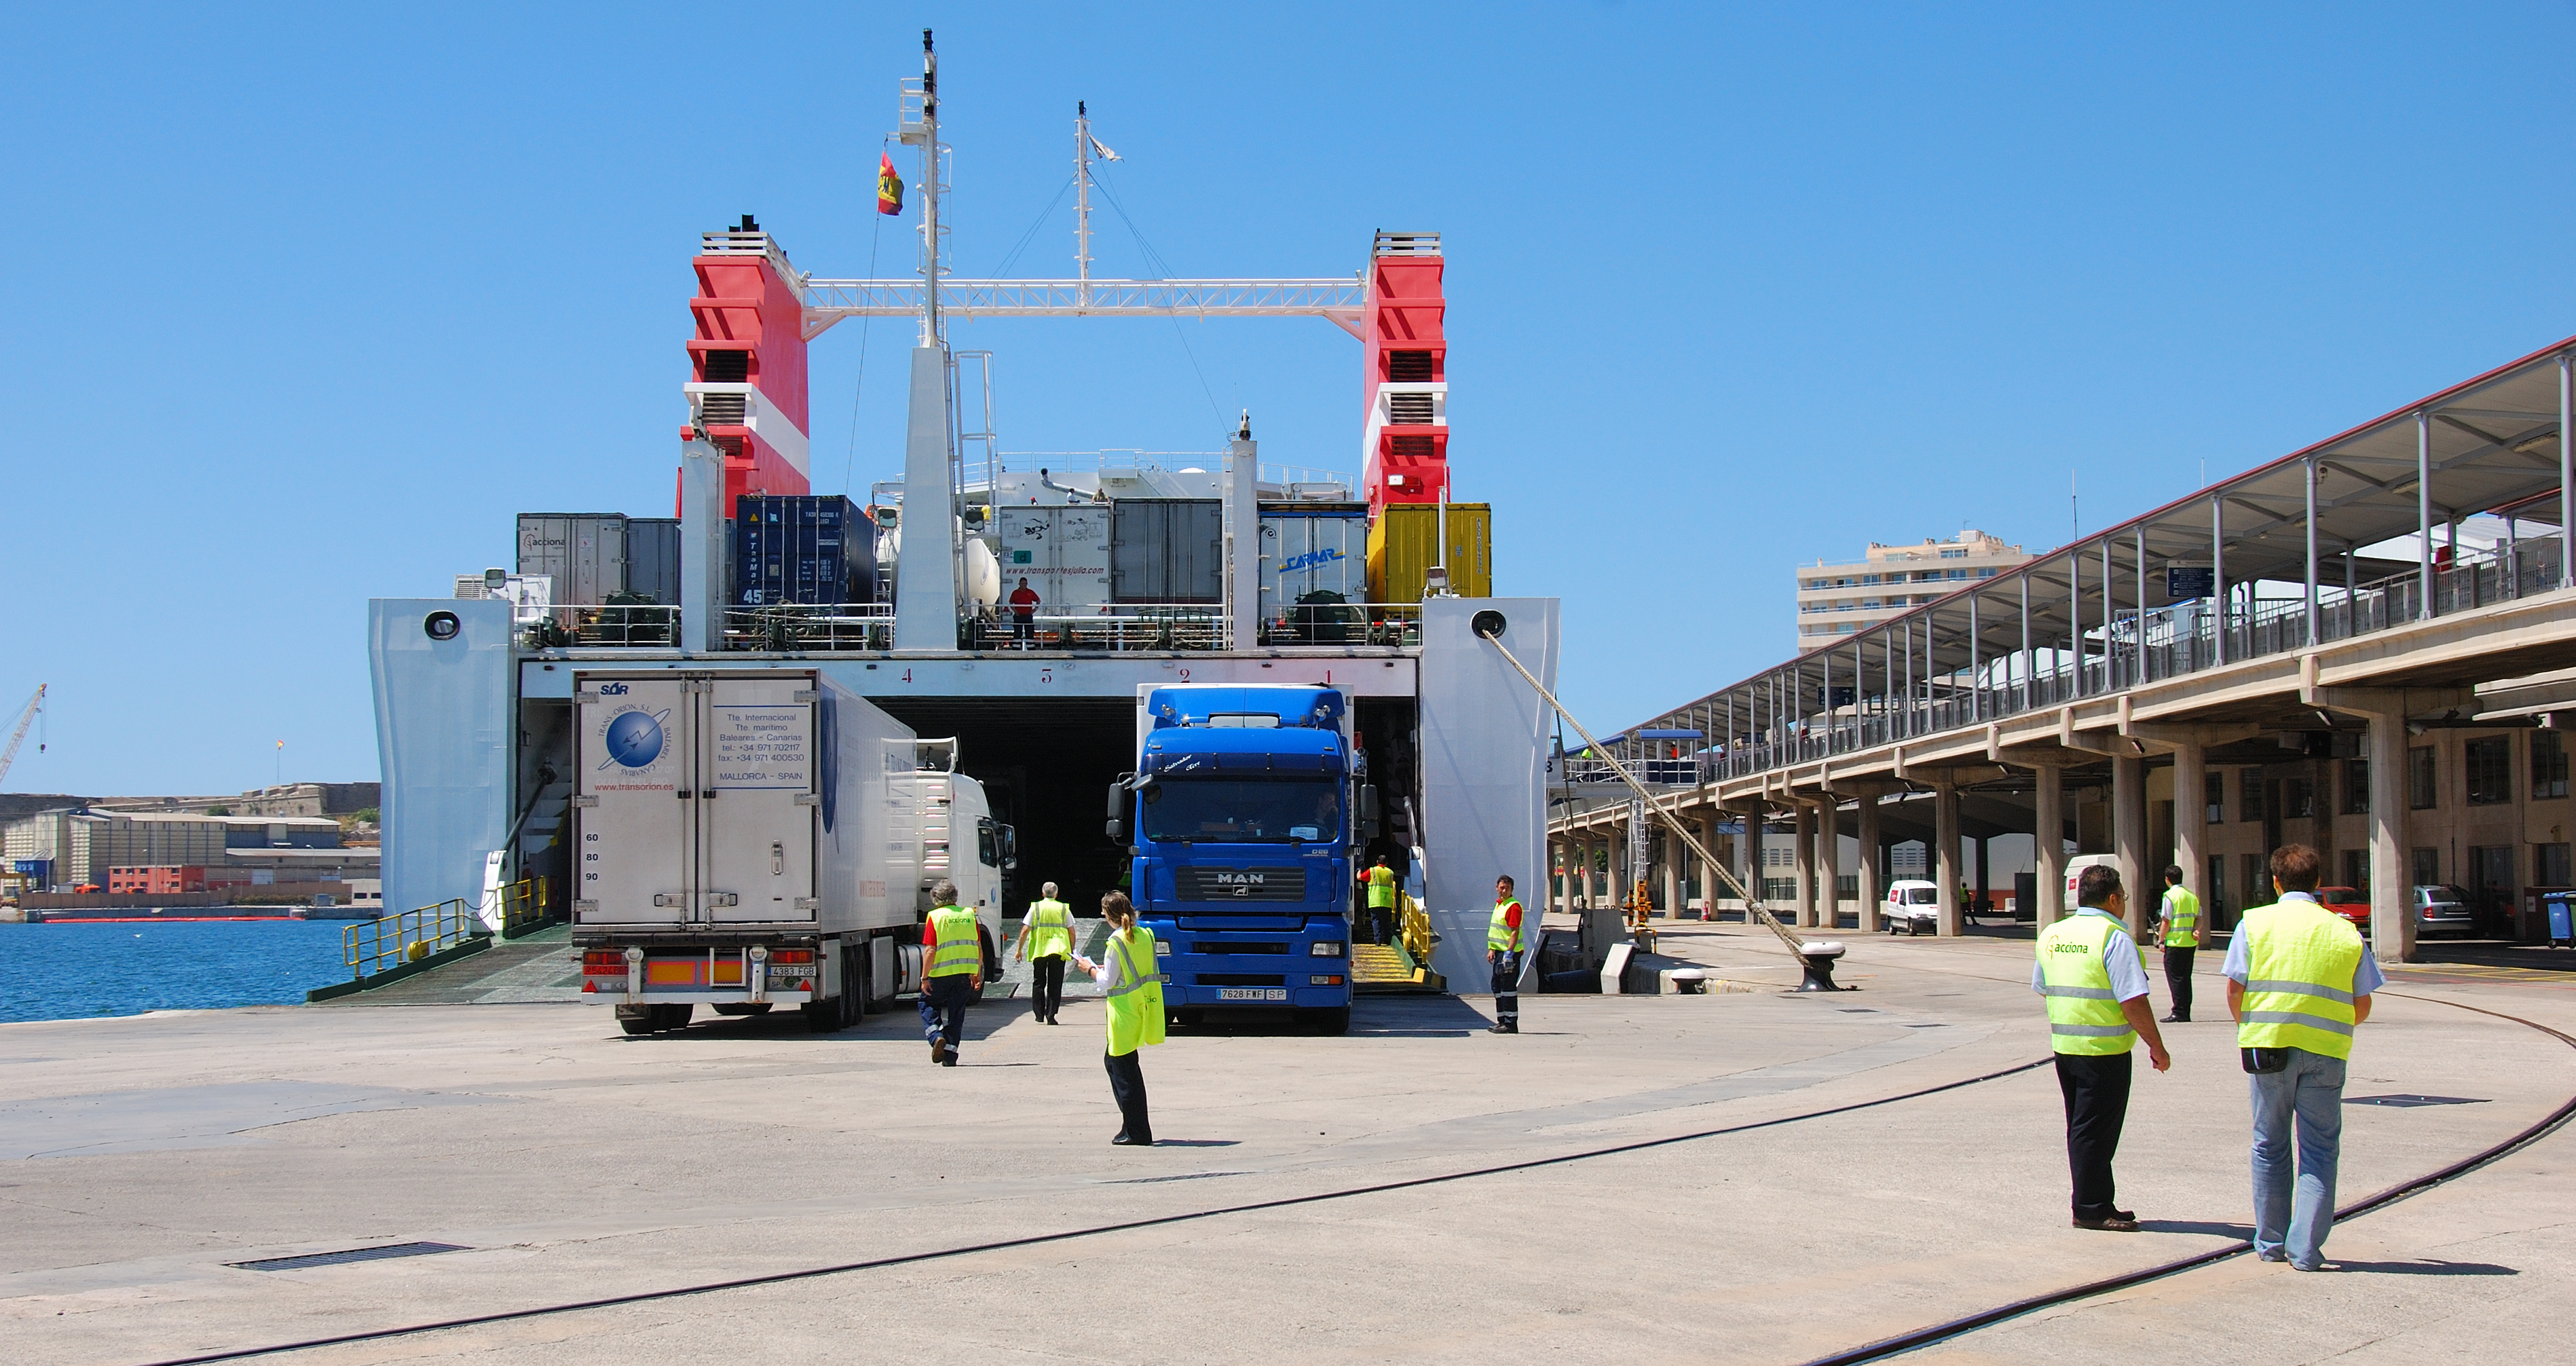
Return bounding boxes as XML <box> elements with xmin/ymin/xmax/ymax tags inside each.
<box><xmin>877</xmin><ymin>152</ymin><xmax>903</xmax><ymax>216</ymax></box>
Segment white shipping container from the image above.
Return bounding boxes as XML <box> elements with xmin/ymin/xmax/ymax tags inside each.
<box><xmin>572</xmin><ymin>669</ymin><xmax>912</xmax><ymax>936</ymax></box>
<box><xmin>1258</xmin><ymin>508</ymin><xmax>1369</xmax><ymax>619</ymax></box>
<box><xmin>994</xmin><ymin>504</ymin><xmax>1112</xmax><ymax>616</ymax></box>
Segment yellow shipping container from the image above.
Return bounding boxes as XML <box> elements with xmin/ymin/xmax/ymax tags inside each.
<box><xmin>1366</xmin><ymin>502</ymin><xmax>1492</xmax><ymax>604</ymax></box>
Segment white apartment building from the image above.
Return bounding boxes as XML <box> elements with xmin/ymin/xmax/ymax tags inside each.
<box><xmin>1795</xmin><ymin>530</ymin><xmax>2032</xmax><ymax>649</ymax></box>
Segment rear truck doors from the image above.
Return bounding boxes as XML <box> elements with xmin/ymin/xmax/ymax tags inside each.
<box><xmin>703</xmin><ymin>674</ymin><xmax>817</xmax><ymax>924</ymax></box>
<box><xmin>574</xmin><ymin>671</ymin><xmax>817</xmax><ymax>926</ymax></box>
<box><xmin>576</xmin><ymin>674</ymin><xmax>692</xmax><ymax>923</ymax></box>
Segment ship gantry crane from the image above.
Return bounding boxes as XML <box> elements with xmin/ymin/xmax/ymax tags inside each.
<box><xmin>0</xmin><ymin>684</ymin><xmax>46</xmax><ymax>788</ymax></box>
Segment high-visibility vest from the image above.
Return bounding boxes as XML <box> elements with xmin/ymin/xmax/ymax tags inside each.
<box><xmin>1025</xmin><ymin>898</ymin><xmax>1072</xmax><ymax>959</ymax></box>
<box><xmin>1488</xmin><ymin>898</ymin><xmax>1523</xmax><ymax>953</ymax></box>
<box><xmin>2161</xmin><ymin>886</ymin><xmax>2202</xmax><ymax>947</ymax></box>
<box><xmin>1366</xmin><ymin>864</ymin><xmax>1396</xmax><ymax>908</ymax></box>
<box><xmin>2235</xmin><ymin>901</ymin><xmax>2366</xmax><ymax>1060</ymax></box>
<box><xmin>925</xmin><ymin>905</ymin><xmax>981</xmax><ymax>978</ymax></box>
<box><xmin>1103</xmin><ymin>927</ymin><xmax>1166</xmax><ymax>1057</ymax></box>
<box><xmin>2036</xmin><ymin>911</ymin><xmax>2140</xmax><ymax>1055</ymax></box>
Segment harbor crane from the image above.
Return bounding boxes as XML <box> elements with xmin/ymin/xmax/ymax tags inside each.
<box><xmin>0</xmin><ymin>684</ymin><xmax>45</xmax><ymax>787</ymax></box>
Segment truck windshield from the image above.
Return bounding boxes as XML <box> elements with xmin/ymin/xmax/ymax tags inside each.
<box><xmin>1141</xmin><ymin>778</ymin><xmax>1340</xmax><ymax>843</ymax></box>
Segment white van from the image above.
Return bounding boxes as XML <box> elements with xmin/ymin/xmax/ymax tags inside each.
<box><xmin>1882</xmin><ymin>880</ymin><xmax>1941</xmax><ymax>935</ymax></box>
<box><xmin>2062</xmin><ymin>855</ymin><xmax>2121</xmax><ymax>912</ymax></box>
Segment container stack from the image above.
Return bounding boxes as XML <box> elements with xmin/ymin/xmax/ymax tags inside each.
<box><xmin>733</xmin><ymin>495</ymin><xmax>878</xmax><ymax>605</ymax></box>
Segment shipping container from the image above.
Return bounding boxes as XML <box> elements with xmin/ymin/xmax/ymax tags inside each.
<box><xmin>1366</xmin><ymin>502</ymin><xmax>1492</xmax><ymax>604</ymax></box>
<box><xmin>993</xmin><ymin>504</ymin><xmax>1112</xmax><ymax>616</ymax></box>
<box><xmin>733</xmin><ymin>496</ymin><xmax>878</xmax><ymax>605</ymax></box>
<box><xmin>1258</xmin><ymin>503</ymin><xmax>1369</xmax><ymax>629</ymax></box>
<box><xmin>1109</xmin><ymin>499</ymin><xmax>1222</xmax><ymax>604</ymax></box>
<box><xmin>624</xmin><ymin>517</ymin><xmax>682</xmax><ymax>604</ymax></box>
<box><xmin>517</xmin><ymin>514</ymin><xmax>629</xmax><ymax>606</ymax></box>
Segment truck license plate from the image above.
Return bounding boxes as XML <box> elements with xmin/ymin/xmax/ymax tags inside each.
<box><xmin>1218</xmin><ymin>988</ymin><xmax>1287</xmax><ymax>1001</ymax></box>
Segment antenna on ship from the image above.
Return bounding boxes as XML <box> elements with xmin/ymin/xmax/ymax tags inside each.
<box><xmin>903</xmin><ymin>29</ymin><xmax>945</xmax><ymax>347</ymax></box>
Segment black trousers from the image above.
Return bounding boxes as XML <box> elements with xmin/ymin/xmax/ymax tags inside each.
<box><xmin>1490</xmin><ymin>950</ymin><xmax>1520</xmax><ymax>1029</ymax></box>
<box><xmin>1105</xmin><ymin>1048</ymin><xmax>1151</xmax><ymax>1141</ymax></box>
<box><xmin>1030</xmin><ymin>955</ymin><xmax>1065</xmax><ymax>1021</ymax></box>
<box><xmin>918</xmin><ymin>974</ymin><xmax>975</xmax><ymax>1054</ymax></box>
<box><xmin>2163</xmin><ymin>946</ymin><xmax>2195</xmax><ymax>1021</ymax></box>
<box><xmin>2054</xmin><ymin>1052</ymin><xmax>2134</xmax><ymax>1221</ymax></box>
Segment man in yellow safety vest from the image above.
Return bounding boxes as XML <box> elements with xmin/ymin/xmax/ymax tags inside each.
<box><xmin>1365</xmin><ymin>857</ymin><xmax>1398</xmax><ymax>944</ymax></box>
<box><xmin>2033</xmin><ymin>862</ymin><xmax>2171</xmax><ymax>1231</ymax></box>
<box><xmin>1487</xmin><ymin>874</ymin><xmax>1525</xmax><ymax>1035</ymax></box>
<box><xmin>1015</xmin><ymin>881</ymin><xmax>1075</xmax><ymax>1027</ymax></box>
<box><xmin>2226</xmin><ymin>843</ymin><xmax>2381</xmax><ymax>1270</ymax></box>
<box><xmin>917</xmin><ymin>879</ymin><xmax>983</xmax><ymax>1067</ymax></box>
<box><xmin>2155</xmin><ymin>864</ymin><xmax>2203</xmax><ymax>1022</ymax></box>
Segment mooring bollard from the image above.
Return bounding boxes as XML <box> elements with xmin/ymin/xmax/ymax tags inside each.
<box><xmin>1795</xmin><ymin>941</ymin><xmax>1846</xmax><ymax>993</ymax></box>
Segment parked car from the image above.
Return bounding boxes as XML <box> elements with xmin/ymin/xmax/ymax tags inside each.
<box><xmin>1882</xmin><ymin>879</ymin><xmax>1941</xmax><ymax>935</ymax></box>
<box><xmin>2317</xmin><ymin>886</ymin><xmax>2370</xmax><ymax>936</ymax></box>
<box><xmin>2414</xmin><ymin>884</ymin><xmax>2476</xmax><ymax>939</ymax></box>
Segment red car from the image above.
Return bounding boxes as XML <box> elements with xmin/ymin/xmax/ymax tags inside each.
<box><xmin>2317</xmin><ymin>887</ymin><xmax>2370</xmax><ymax>936</ymax></box>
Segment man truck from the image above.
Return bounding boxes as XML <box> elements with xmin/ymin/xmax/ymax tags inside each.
<box><xmin>1108</xmin><ymin>684</ymin><xmax>1373</xmax><ymax>1035</ymax></box>
<box><xmin>570</xmin><ymin>669</ymin><xmax>1009</xmax><ymax>1034</ymax></box>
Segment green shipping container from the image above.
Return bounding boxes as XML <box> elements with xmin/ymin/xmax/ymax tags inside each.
<box><xmin>1366</xmin><ymin>502</ymin><xmax>1491</xmax><ymax>604</ymax></box>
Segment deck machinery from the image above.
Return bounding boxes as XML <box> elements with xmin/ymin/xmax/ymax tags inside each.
<box><xmin>368</xmin><ymin>33</ymin><xmax>1557</xmax><ymax>1009</ymax></box>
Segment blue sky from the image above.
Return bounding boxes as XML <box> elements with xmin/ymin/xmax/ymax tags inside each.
<box><xmin>7</xmin><ymin>3</ymin><xmax>2576</xmax><ymax>796</ymax></box>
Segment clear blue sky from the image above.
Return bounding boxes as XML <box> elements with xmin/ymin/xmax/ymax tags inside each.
<box><xmin>7</xmin><ymin>3</ymin><xmax>2576</xmax><ymax>796</ymax></box>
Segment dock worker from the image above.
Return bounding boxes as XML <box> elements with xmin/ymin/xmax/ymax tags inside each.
<box><xmin>2156</xmin><ymin>864</ymin><xmax>2202</xmax><ymax>1023</ymax></box>
<box><xmin>1015</xmin><ymin>881</ymin><xmax>1075</xmax><ymax>1026</ymax></box>
<box><xmin>1488</xmin><ymin>874</ymin><xmax>1525</xmax><ymax>1035</ymax></box>
<box><xmin>1008</xmin><ymin>577</ymin><xmax>1041</xmax><ymax>649</ymax></box>
<box><xmin>2227</xmin><ymin>843</ymin><xmax>2381</xmax><ymax>1271</ymax></box>
<box><xmin>2032</xmin><ymin>862</ymin><xmax>2171</xmax><ymax>1231</ymax></box>
<box><xmin>1365</xmin><ymin>857</ymin><xmax>1398</xmax><ymax>944</ymax></box>
<box><xmin>918</xmin><ymin>879</ymin><xmax>982</xmax><ymax>1067</ymax></box>
<box><xmin>1069</xmin><ymin>891</ymin><xmax>1163</xmax><ymax>1145</ymax></box>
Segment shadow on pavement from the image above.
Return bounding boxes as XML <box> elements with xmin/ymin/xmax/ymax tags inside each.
<box><xmin>2138</xmin><ymin>1219</ymin><xmax>2254</xmax><ymax>1238</ymax></box>
<box><xmin>2330</xmin><ymin>1259</ymin><xmax>2520</xmax><ymax>1276</ymax></box>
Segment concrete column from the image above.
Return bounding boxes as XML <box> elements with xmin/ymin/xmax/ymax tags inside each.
<box><xmin>2173</xmin><ymin>740</ymin><xmax>2207</xmax><ymax>919</ymax></box>
<box><xmin>2114</xmin><ymin>754</ymin><xmax>2148</xmax><ymax>939</ymax></box>
<box><xmin>1934</xmin><ymin>780</ymin><xmax>1962</xmax><ymax>936</ymax></box>
<box><xmin>1856</xmin><ymin>794</ymin><xmax>1882</xmax><ymax>934</ymax></box>
<box><xmin>1700</xmin><ymin>809</ymin><xmax>1725</xmax><ymax>917</ymax></box>
<box><xmin>1659</xmin><ymin>831</ymin><xmax>1680</xmax><ymax>919</ymax></box>
<box><xmin>2034</xmin><ymin>762</ymin><xmax>2065</xmax><ymax>929</ymax></box>
<box><xmin>2368</xmin><ymin>710</ymin><xmax>2416</xmax><ymax>962</ymax></box>
<box><xmin>1738</xmin><ymin>803</ymin><xmax>1764</xmax><ymax>921</ymax></box>
<box><xmin>1817</xmin><ymin>798</ymin><xmax>1842</xmax><ymax>930</ymax></box>
<box><xmin>1974</xmin><ymin>836</ymin><xmax>1990</xmax><ymax>922</ymax></box>
<box><xmin>1793</xmin><ymin>801</ymin><xmax>1817</xmax><ymax>928</ymax></box>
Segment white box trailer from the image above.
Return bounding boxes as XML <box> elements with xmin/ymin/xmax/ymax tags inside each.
<box><xmin>570</xmin><ymin>668</ymin><xmax>922</xmax><ymax>1034</ymax></box>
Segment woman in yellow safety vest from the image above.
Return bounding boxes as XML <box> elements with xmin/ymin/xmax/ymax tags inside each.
<box><xmin>1069</xmin><ymin>891</ymin><xmax>1165</xmax><ymax>1145</ymax></box>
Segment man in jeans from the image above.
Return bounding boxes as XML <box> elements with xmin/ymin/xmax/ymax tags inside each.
<box><xmin>2226</xmin><ymin>843</ymin><xmax>2383</xmax><ymax>1270</ymax></box>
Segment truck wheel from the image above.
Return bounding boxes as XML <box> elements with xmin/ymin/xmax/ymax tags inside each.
<box><xmin>802</xmin><ymin>999</ymin><xmax>839</xmax><ymax>1033</ymax></box>
<box><xmin>618</xmin><ymin>1014</ymin><xmax>654</xmax><ymax>1037</ymax></box>
<box><xmin>652</xmin><ymin>1003</ymin><xmax>693</xmax><ymax>1031</ymax></box>
<box><xmin>712</xmin><ymin>1003</ymin><xmax>773</xmax><ymax>1016</ymax></box>
<box><xmin>838</xmin><ymin>946</ymin><xmax>864</xmax><ymax>1027</ymax></box>
<box><xmin>1301</xmin><ymin>1006</ymin><xmax>1351</xmax><ymax>1037</ymax></box>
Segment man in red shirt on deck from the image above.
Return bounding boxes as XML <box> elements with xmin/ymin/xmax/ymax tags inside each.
<box><xmin>1008</xmin><ymin>577</ymin><xmax>1041</xmax><ymax>649</ymax></box>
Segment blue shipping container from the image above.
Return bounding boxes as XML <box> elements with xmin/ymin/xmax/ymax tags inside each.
<box><xmin>732</xmin><ymin>496</ymin><xmax>879</xmax><ymax>605</ymax></box>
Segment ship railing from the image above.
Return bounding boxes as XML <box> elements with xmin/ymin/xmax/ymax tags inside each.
<box><xmin>722</xmin><ymin>602</ymin><xmax>893</xmax><ymax>652</ymax></box>
<box><xmin>977</xmin><ymin>604</ymin><xmax>1230</xmax><ymax>652</ymax></box>
<box><xmin>520</xmin><ymin>604</ymin><xmax>682</xmax><ymax>649</ymax></box>
<box><xmin>344</xmin><ymin>899</ymin><xmax>485</xmax><ymax>980</ymax></box>
<box><xmin>496</xmin><ymin>878</ymin><xmax>555</xmax><ymax>939</ymax></box>
<box><xmin>1256</xmin><ymin>602</ymin><xmax>1421</xmax><ymax>648</ymax></box>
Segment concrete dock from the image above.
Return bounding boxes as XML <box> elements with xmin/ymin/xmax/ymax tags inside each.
<box><xmin>4</xmin><ymin>926</ymin><xmax>2571</xmax><ymax>1365</ymax></box>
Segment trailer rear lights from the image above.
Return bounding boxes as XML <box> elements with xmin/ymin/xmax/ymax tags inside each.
<box><xmin>1309</xmin><ymin>974</ymin><xmax>1344</xmax><ymax>986</ymax></box>
<box><xmin>770</xmin><ymin>949</ymin><xmax>814</xmax><ymax>964</ymax></box>
<box><xmin>582</xmin><ymin>952</ymin><xmax>626</xmax><ymax>974</ymax></box>
<box><xmin>1310</xmin><ymin>941</ymin><xmax>1345</xmax><ymax>957</ymax></box>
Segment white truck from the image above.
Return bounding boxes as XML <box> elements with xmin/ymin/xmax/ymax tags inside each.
<box><xmin>569</xmin><ymin>669</ymin><xmax>1011</xmax><ymax>1034</ymax></box>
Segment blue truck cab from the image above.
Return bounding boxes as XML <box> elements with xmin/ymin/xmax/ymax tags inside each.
<box><xmin>1108</xmin><ymin>684</ymin><xmax>1375</xmax><ymax>1035</ymax></box>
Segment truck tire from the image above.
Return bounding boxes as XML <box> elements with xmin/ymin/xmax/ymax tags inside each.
<box><xmin>1301</xmin><ymin>1006</ymin><xmax>1351</xmax><ymax>1036</ymax></box>
<box><xmin>838</xmin><ymin>946</ymin><xmax>864</xmax><ymax>1028</ymax></box>
<box><xmin>619</xmin><ymin>1014</ymin><xmax>654</xmax><ymax>1037</ymax></box>
<box><xmin>713</xmin><ymin>1003</ymin><xmax>773</xmax><ymax>1016</ymax></box>
<box><xmin>651</xmin><ymin>1003</ymin><xmax>693</xmax><ymax>1031</ymax></box>
<box><xmin>802</xmin><ymin>998</ymin><xmax>839</xmax><ymax>1033</ymax></box>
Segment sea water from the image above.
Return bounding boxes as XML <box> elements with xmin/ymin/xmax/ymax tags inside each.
<box><xmin>0</xmin><ymin>920</ymin><xmax>350</xmax><ymax>1024</ymax></box>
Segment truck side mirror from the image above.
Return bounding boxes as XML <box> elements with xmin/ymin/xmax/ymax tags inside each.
<box><xmin>1360</xmin><ymin>785</ymin><xmax>1381</xmax><ymax>841</ymax></box>
<box><xmin>1002</xmin><ymin>826</ymin><xmax>1019</xmax><ymax>871</ymax></box>
<box><xmin>1105</xmin><ymin>781</ymin><xmax>1126</xmax><ymax>842</ymax></box>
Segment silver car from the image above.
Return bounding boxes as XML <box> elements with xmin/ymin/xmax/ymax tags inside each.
<box><xmin>2414</xmin><ymin>884</ymin><xmax>2475</xmax><ymax>939</ymax></box>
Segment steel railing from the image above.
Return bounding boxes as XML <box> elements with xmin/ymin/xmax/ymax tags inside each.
<box><xmin>1563</xmin><ymin>537</ymin><xmax>2569</xmax><ymax>798</ymax></box>
<box><xmin>344</xmin><ymin>899</ymin><xmax>485</xmax><ymax>980</ymax></box>
<box><xmin>522</xmin><ymin>604</ymin><xmax>682</xmax><ymax>650</ymax></box>
<box><xmin>496</xmin><ymin>878</ymin><xmax>553</xmax><ymax>938</ymax></box>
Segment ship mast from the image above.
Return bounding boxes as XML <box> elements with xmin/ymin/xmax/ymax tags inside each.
<box><xmin>1075</xmin><ymin>101</ymin><xmax>1091</xmax><ymax>312</ymax></box>
<box><xmin>905</xmin><ymin>29</ymin><xmax>943</xmax><ymax>347</ymax></box>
